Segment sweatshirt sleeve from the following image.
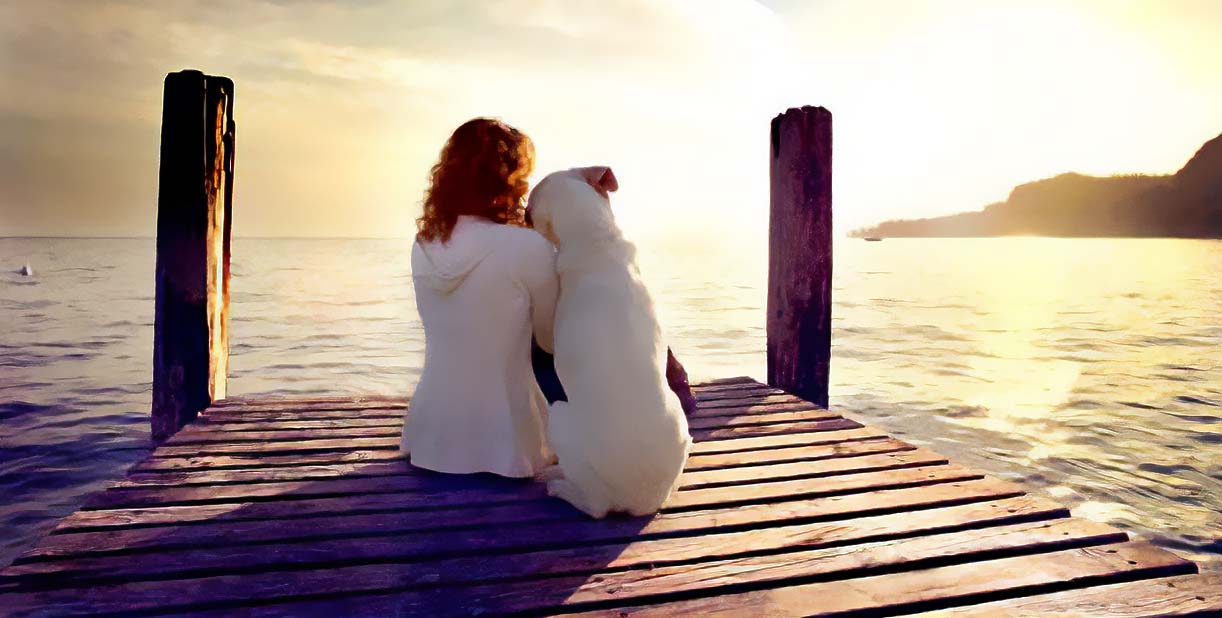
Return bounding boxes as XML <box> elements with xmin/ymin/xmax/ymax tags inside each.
<box><xmin>520</xmin><ymin>232</ymin><xmax>559</xmax><ymax>353</ymax></box>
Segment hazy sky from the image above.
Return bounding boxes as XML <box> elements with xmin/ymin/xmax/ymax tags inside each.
<box><xmin>1</xmin><ymin>0</ymin><xmax>1220</xmax><ymax>242</ymax></box>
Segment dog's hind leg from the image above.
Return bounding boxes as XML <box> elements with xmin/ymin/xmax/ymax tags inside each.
<box><xmin>547</xmin><ymin>477</ymin><xmax>612</xmax><ymax>519</ymax></box>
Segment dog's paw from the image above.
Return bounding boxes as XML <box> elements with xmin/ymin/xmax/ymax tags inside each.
<box><xmin>548</xmin><ymin>478</ymin><xmax>611</xmax><ymax>519</ymax></box>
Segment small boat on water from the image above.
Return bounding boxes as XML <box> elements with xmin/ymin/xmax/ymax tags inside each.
<box><xmin>863</xmin><ymin>237</ymin><xmax>883</xmax><ymax>242</ymax></box>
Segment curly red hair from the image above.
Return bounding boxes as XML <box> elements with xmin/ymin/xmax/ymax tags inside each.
<box><xmin>416</xmin><ymin>118</ymin><xmax>535</xmax><ymax>243</ymax></box>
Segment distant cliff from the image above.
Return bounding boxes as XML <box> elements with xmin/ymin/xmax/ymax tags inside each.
<box><xmin>854</xmin><ymin>133</ymin><xmax>1222</xmax><ymax>238</ymax></box>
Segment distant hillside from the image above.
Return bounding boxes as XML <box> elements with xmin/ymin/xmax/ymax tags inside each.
<box><xmin>854</xmin><ymin>133</ymin><xmax>1222</xmax><ymax>238</ymax></box>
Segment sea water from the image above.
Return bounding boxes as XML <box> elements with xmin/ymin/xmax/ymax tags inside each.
<box><xmin>1</xmin><ymin>236</ymin><xmax>1218</xmax><ymax>569</ymax></box>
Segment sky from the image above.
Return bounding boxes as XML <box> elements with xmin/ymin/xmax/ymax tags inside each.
<box><xmin>1</xmin><ymin>0</ymin><xmax>1220</xmax><ymax>243</ymax></box>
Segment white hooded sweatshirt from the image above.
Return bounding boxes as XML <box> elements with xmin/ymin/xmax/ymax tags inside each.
<box><xmin>403</xmin><ymin>215</ymin><xmax>559</xmax><ymax>477</ymax></box>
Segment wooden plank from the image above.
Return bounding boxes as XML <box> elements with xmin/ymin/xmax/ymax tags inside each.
<box><xmin>146</xmin><ymin>418</ymin><xmax>862</xmax><ymax>458</ymax></box>
<box><xmin>84</xmin><ymin>453</ymin><xmax>964</xmax><ymax>511</ymax></box>
<box><xmin>694</xmin><ymin>384</ymin><xmax>781</xmax><ymax>397</ymax></box>
<box><xmin>136</xmin><ymin>429</ymin><xmax>893</xmax><ymax>475</ymax></box>
<box><xmin>165</xmin><ymin>425</ymin><xmax>399</xmax><ymax>445</ymax></box>
<box><xmin>121</xmin><ymin>440</ymin><xmax>919</xmax><ymax>489</ymax></box>
<box><xmin>31</xmin><ymin>501</ymin><xmax>577</xmax><ymax>561</ymax></box>
<box><xmin>171</xmin><ymin>413</ymin><xmax>847</xmax><ymax>447</ymax></box>
<box><xmin>695</xmin><ymin>401</ymin><xmax>829</xmax><ymax>418</ymax></box>
<box><xmin>665</xmin><ymin>463</ymin><xmax>979</xmax><ymax>512</ymax></box>
<box><xmin>206</xmin><ymin>397</ymin><xmax>405</xmax><ymax>409</ymax></box>
<box><xmin>201</xmin><ymin>408</ymin><xmax>407</xmax><ymax>422</ymax></box>
<box><xmin>695</xmin><ymin>394</ymin><xmax>804</xmax><ymax>410</ymax></box>
<box><xmin>200</xmin><ymin>399</ymin><xmax>812</xmax><ymax>425</ymax></box>
<box><xmin>207</xmin><ymin>398</ymin><xmax>403</xmax><ymax>407</ymax></box>
<box><xmin>686</xmin><ymin>408</ymin><xmax>836</xmax><ymax>428</ymax></box>
<box><xmin>203</xmin><ymin>380</ymin><xmax>757</xmax><ymax>414</ymax></box>
<box><xmin>50</xmin><ymin>491</ymin><xmax>573</xmax><ymax>534</ymax></box>
<box><xmin>0</xmin><ymin>515</ymin><xmax>1113</xmax><ymax>616</ymax></box>
<box><xmin>50</xmin><ymin>472</ymin><xmax>1025</xmax><ymax>539</ymax></box>
<box><xmin>194</xmin><ymin>403</ymin><xmax>816</xmax><ymax>428</ymax></box>
<box><xmin>692</xmin><ymin>417</ymin><xmax>860</xmax><ymax>441</ymax></box>
<box><xmin>909</xmin><ymin>573</ymin><xmax>1222</xmax><ymax>617</ymax></box>
<box><xmin>201</xmin><ymin>403</ymin><xmax>405</xmax><ymax>417</ymax></box>
<box><xmin>691</xmin><ymin>376</ymin><xmax>757</xmax><ymax>387</ymax></box>
<box><xmin>82</xmin><ymin>471</ymin><xmax>544</xmax><ymax>510</ymax></box>
<box><xmin>4</xmin><ymin>471</ymin><xmax>1011</xmax><ymax>583</ymax></box>
<box><xmin>693</xmin><ymin>385</ymin><xmax>785</xmax><ymax>401</ymax></box>
<box><xmin>187</xmin><ymin>407</ymin><xmax>836</xmax><ymax>436</ymax></box>
<box><xmin>118</xmin><ymin>441</ymin><xmax>925</xmax><ymax>489</ymax></box>
<box><xmin>173</xmin><ymin>410</ymin><xmax>840</xmax><ymax>445</ymax></box>
<box><xmin>131</xmin><ymin>449</ymin><xmax>405</xmax><ymax>473</ymax></box>
<box><xmin>680</xmin><ymin>448</ymin><xmax>946</xmax><ymax>490</ymax></box>
<box><xmin>210</xmin><ymin>395</ymin><xmax>404</xmax><ymax>407</ymax></box>
<box><xmin>555</xmin><ymin>542</ymin><xmax>1195</xmax><ymax>618</ymax></box>
<box><xmin>151</xmin><ymin>436</ymin><xmax>401</xmax><ymax>458</ymax></box>
<box><xmin>690</xmin><ymin>426</ymin><xmax>886</xmax><ymax>455</ymax></box>
<box><xmin>121</xmin><ymin>461</ymin><xmax>415</xmax><ymax>487</ymax></box>
<box><xmin>686</xmin><ymin>437</ymin><xmax>910</xmax><ymax>471</ymax></box>
<box><xmin>196</xmin><ymin>416</ymin><xmax>405</xmax><ymax>429</ymax></box>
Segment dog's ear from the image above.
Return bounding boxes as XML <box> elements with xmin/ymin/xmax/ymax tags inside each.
<box><xmin>578</xmin><ymin>166</ymin><xmax>618</xmax><ymax>197</ymax></box>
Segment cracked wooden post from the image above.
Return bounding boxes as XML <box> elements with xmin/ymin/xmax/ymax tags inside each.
<box><xmin>768</xmin><ymin>106</ymin><xmax>832</xmax><ymax>408</ymax></box>
<box><xmin>151</xmin><ymin>70</ymin><xmax>236</xmax><ymax>443</ymax></box>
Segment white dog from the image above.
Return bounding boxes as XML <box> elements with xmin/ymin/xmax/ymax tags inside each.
<box><xmin>527</xmin><ymin>167</ymin><xmax>691</xmax><ymax>518</ymax></box>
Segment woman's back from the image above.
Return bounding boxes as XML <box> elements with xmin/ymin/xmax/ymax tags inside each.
<box><xmin>404</xmin><ymin>216</ymin><xmax>558</xmax><ymax>477</ymax></box>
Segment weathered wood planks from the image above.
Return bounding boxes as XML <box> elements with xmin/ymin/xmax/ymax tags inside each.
<box><xmin>555</xmin><ymin>543</ymin><xmax>1195</xmax><ymax>618</ymax></box>
<box><xmin>1</xmin><ymin>378</ymin><xmax>1212</xmax><ymax>617</ymax></box>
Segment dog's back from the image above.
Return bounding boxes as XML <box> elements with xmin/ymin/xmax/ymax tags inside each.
<box><xmin>529</xmin><ymin>170</ymin><xmax>691</xmax><ymax>517</ymax></box>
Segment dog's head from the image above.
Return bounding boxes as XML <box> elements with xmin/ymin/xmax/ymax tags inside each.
<box><xmin>527</xmin><ymin>167</ymin><xmax>619</xmax><ymax>248</ymax></box>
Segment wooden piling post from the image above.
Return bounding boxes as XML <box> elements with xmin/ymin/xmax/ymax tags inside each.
<box><xmin>768</xmin><ymin>106</ymin><xmax>832</xmax><ymax>408</ymax></box>
<box><xmin>151</xmin><ymin>70</ymin><xmax>236</xmax><ymax>442</ymax></box>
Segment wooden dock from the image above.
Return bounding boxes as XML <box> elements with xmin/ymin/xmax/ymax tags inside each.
<box><xmin>2</xmin><ymin>377</ymin><xmax>1218</xmax><ymax>617</ymax></box>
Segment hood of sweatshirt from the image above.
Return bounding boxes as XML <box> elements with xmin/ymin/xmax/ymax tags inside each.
<box><xmin>411</xmin><ymin>217</ymin><xmax>496</xmax><ymax>295</ymax></box>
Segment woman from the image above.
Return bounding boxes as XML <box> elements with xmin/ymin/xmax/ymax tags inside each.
<box><xmin>403</xmin><ymin>118</ymin><xmax>558</xmax><ymax>478</ymax></box>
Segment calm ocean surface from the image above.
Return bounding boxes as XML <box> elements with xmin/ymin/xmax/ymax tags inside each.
<box><xmin>1</xmin><ymin>236</ymin><xmax>1219</xmax><ymax>570</ymax></box>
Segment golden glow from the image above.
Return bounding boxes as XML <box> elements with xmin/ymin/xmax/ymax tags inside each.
<box><xmin>784</xmin><ymin>0</ymin><xmax>1222</xmax><ymax>236</ymax></box>
<box><xmin>0</xmin><ymin>1</ymin><xmax>1218</xmax><ymax>239</ymax></box>
<box><xmin>821</xmin><ymin>238</ymin><xmax>1221</xmax><ymax>469</ymax></box>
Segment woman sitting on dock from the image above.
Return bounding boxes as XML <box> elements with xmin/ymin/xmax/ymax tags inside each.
<box><xmin>403</xmin><ymin>118</ymin><xmax>559</xmax><ymax>478</ymax></box>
